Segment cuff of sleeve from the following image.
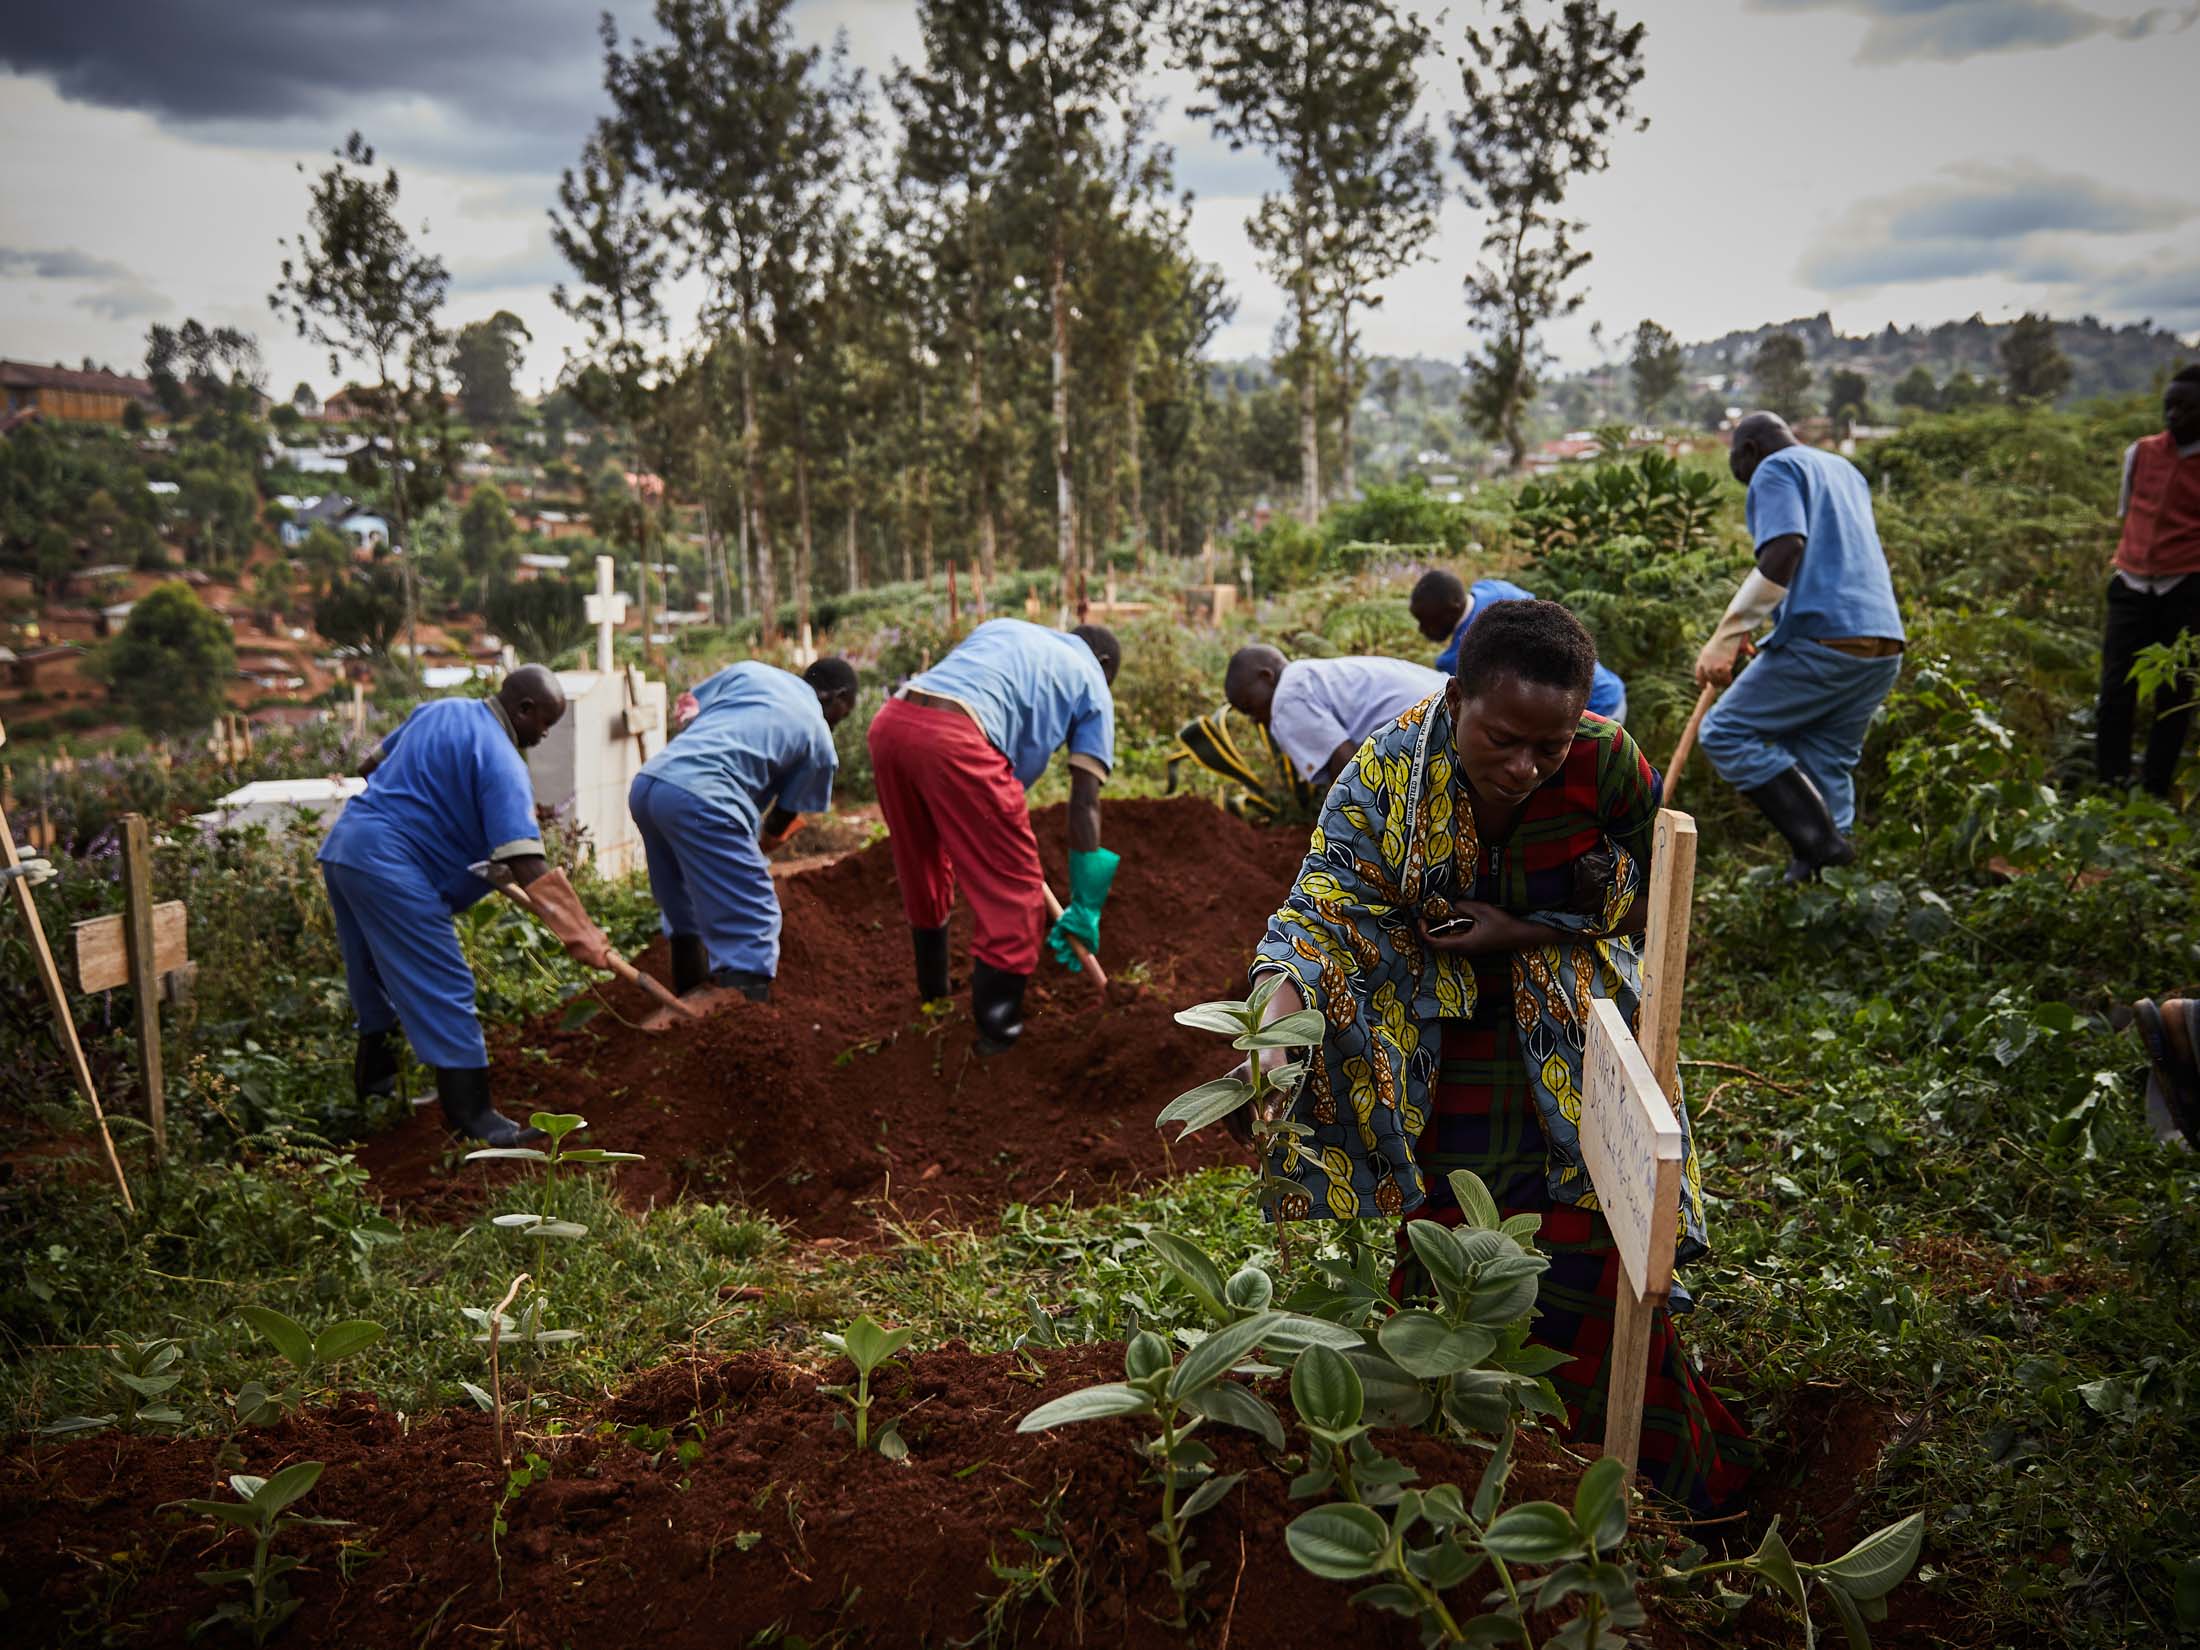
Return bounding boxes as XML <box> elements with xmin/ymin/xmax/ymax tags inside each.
<box><xmin>1067</xmin><ymin>752</ymin><xmax>1111</xmax><ymax>783</ymax></box>
<box><xmin>488</xmin><ymin>839</ymin><xmax>546</xmax><ymax>862</ymax></box>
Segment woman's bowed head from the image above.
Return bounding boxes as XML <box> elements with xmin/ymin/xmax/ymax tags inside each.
<box><xmin>1423</xmin><ymin>600</ymin><xmax>1602</xmax><ymax>961</ymax></box>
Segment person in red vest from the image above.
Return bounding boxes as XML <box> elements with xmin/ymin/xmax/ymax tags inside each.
<box><xmin>2098</xmin><ymin>365</ymin><xmax>2200</xmax><ymax>795</ymax></box>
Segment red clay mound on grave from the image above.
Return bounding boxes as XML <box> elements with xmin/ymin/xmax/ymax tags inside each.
<box><xmin>357</xmin><ymin>797</ymin><xmax>1309</xmax><ymax>1236</ymax></box>
<box><xmin>0</xmin><ymin>1343</ymin><xmax>1623</xmax><ymax>1650</ymax></box>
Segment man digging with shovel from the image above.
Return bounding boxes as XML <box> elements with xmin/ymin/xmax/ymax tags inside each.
<box><xmin>628</xmin><ymin>657</ymin><xmax>860</xmax><ymax>1012</ymax></box>
<box><xmin>321</xmin><ymin>665</ymin><xmax>617</xmax><ymax>1147</ymax></box>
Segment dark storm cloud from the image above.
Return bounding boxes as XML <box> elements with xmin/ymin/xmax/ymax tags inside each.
<box><xmin>1749</xmin><ymin>0</ymin><xmax>2199</xmax><ymax>63</ymax></box>
<box><xmin>1799</xmin><ymin>163</ymin><xmax>2194</xmax><ymax>289</ymax></box>
<box><xmin>0</xmin><ymin>0</ymin><xmax>619</xmax><ymax>174</ymax></box>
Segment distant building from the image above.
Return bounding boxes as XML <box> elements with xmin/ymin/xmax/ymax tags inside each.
<box><xmin>514</xmin><ymin>552</ymin><xmax>572</xmax><ymax>582</ymax></box>
<box><xmin>0</xmin><ymin>360</ymin><xmax>158</xmax><ymax>425</ymax></box>
<box><xmin>10</xmin><ymin>644</ymin><xmax>84</xmax><ymax>689</ymax></box>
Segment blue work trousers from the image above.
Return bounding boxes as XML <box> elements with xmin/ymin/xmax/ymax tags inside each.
<box><xmin>628</xmin><ymin>772</ymin><xmax>783</xmax><ymax>977</ymax></box>
<box><xmin>1699</xmin><ymin>642</ymin><xmax>1902</xmax><ymax>831</ymax></box>
<box><xmin>322</xmin><ymin>858</ymin><xmax>486</xmax><ymax>1070</ymax></box>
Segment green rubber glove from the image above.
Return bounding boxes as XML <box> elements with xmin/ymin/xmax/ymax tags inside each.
<box><xmin>1047</xmin><ymin>847</ymin><xmax>1121</xmax><ymax>972</ymax></box>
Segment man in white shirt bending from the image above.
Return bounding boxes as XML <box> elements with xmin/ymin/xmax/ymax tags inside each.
<box><xmin>1224</xmin><ymin>645</ymin><xmax>1448</xmax><ymax>792</ymax></box>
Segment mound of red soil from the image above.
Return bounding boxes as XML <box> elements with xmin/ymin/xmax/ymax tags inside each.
<box><xmin>358</xmin><ymin>798</ymin><xmax>1309</xmax><ymax>1236</ymax></box>
<box><xmin>1</xmin><ymin>1343</ymin><xmax>1615</xmax><ymax>1650</ymax></box>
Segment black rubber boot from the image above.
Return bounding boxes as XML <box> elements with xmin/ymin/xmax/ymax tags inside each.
<box><xmin>912</xmin><ymin>925</ymin><xmax>951</xmax><ymax>1003</ymax></box>
<box><xmin>669</xmin><ymin>933</ymin><xmax>711</xmax><ymax>996</ymax></box>
<box><xmin>971</xmin><ymin>961</ymin><xmax>1029</xmax><ymax>1055</ymax></box>
<box><xmin>354</xmin><ymin>1031</ymin><xmax>400</xmax><ymax>1104</ymax></box>
<box><xmin>1741</xmin><ymin>767</ymin><xmax>1856</xmax><ymax>882</ymax></box>
<box><xmin>435</xmin><ymin>1066</ymin><xmax>546</xmax><ymax>1148</ymax></box>
<box><xmin>710</xmin><ymin>967</ymin><xmax>772</xmax><ymax>1004</ymax></box>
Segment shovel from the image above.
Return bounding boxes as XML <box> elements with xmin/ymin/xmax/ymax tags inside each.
<box><xmin>1042</xmin><ymin>882</ymin><xmax>1108</xmax><ymax>992</ymax></box>
<box><xmin>473</xmin><ymin>862</ymin><xmax>699</xmax><ymax>1025</ymax></box>
<box><xmin>1660</xmin><ymin>682</ymin><xmax>1719</xmax><ymax>813</ymax></box>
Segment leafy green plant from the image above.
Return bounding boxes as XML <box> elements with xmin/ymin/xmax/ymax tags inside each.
<box><xmin>36</xmin><ymin>1335</ymin><xmax>187</xmax><ymax>1435</ymax></box>
<box><xmin>820</xmin><ymin>1314</ymin><xmax>914</xmax><ymax>1459</ymax></box>
<box><xmin>1018</xmin><ymin>1314</ymin><xmax>1298</xmax><ymax>1628</ymax></box>
<box><xmin>1157</xmin><ymin>979</ymin><xmax>1327</xmax><ymax>1262</ymax></box>
<box><xmin>468</xmin><ymin>1111</ymin><xmax>642</xmax><ymax>1352</ymax></box>
<box><xmin>489</xmin><ymin>1451</ymin><xmax>551</xmax><ymax>1590</ymax></box>
<box><xmin>181</xmin><ymin>1460</ymin><xmax>345</xmax><ymax>1645</ymax></box>
<box><xmin>232</xmin><ymin>1307</ymin><xmax>384</xmax><ymax>1424</ymax></box>
<box><xmin>1665</xmin><ymin>1511</ymin><xmax>1926</xmax><ymax>1649</ymax></box>
<box><xmin>1515</xmin><ymin>450</ymin><xmax>1724</xmax><ymax>560</ymax></box>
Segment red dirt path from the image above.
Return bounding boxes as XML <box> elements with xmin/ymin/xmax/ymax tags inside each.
<box><xmin>356</xmin><ymin>797</ymin><xmax>1309</xmax><ymax>1236</ymax></box>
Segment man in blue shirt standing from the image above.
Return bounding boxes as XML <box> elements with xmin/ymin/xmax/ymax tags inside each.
<box><xmin>628</xmin><ymin>657</ymin><xmax>858</xmax><ymax>1007</ymax></box>
<box><xmin>1695</xmin><ymin>413</ymin><xmax>1906</xmax><ymax>880</ymax></box>
<box><xmin>867</xmin><ymin>618</ymin><xmax>1120</xmax><ymax>1053</ymax></box>
<box><xmin>1411</xmin><ymin>569</ymin><xmax>1629</xmax><ymax>722</ymax></box>
<box><xmin>321</xmin><ymin>665</ymin><xmax>611</xmax><ymax>1146</ymax></box>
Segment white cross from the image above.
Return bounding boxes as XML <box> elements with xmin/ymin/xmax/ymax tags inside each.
<box><xmin>583</xmin><ymin>553</ymin><xmax>628</xmax><ymax>674</ymax></box>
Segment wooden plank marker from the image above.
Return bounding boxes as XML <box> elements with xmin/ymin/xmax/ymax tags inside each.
<box><xmin>1634</xmin><ymin>809</ymin><xmax>1698</xmax><ymax>1102</ymax></box>
<box><xmin>73</xmin><ymin>900</ymin><xmax>189</xmax><ymax>993</ymax></box>
<box><xmin>117</xmin><ymin>814</ymin><xmax>168</xmax><ymax>1158</ymax></box>
<box><xmin>1581</xmin><ymin>996</ymin><xmax>1683</xmax><ymax>1482</ymax></box>
<box><xmin>0</xmin><ymin>719</ymin><xmax>134</xmax><ymax>1210</ymax></box>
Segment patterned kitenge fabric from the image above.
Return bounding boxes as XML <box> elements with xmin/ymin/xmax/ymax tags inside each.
<box><xmin>1250</xmin><ymin>693</ymin><xmax>1707</xmax><ymax>1264</ymax></box>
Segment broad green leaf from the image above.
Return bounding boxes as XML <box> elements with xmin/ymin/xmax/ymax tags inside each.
<box><xmin>183</xmin><ymin>1499</ymin><xmax>264</xmax><ymax>1531</ymax></box>
<box><xmin>1187</xmin><ymin>1382</ymin><xmax>1284</xmax><ymax>1449</ymax></box>
<box><xmin>1405</xmin><ymin>1221</ymin><xmax>1468</xmax><ymax>1297</ymax></box>
<box><xmin>1750</xmin><ymin>1518</ymin><xmax>1812</xmax><ymax>1622</ymax></box>
<box><xmin>1346</xmin><ymin>1581</ymin><xmax>1423</xmax><ymax>1618</ymax></box>
<box><xmin>1458</xmin><ymin>1612</ymin><xmax>1531</xmax><ymax>1645</ymax></box>
<box><xmin>1448</xmin><ymin>1170</ymin><xmax>1502</xmax><ymax>1231</ymax></box>
<box><xmin>526</xmin><ymin>1328</ymin><xmax>584</xmax><ymax>1346</ymax></box>
<box><xmin>460</xmin><ymin>1382</ymin><xmax>495</xmax><ymax>1412</ymax></box>
<box><xmin>311</xmin><ymin>1320</ymin><xmax>385</xmax><ymax>1366</ymax></box>
<box><xmin>1379</xmin><ymin>1310</ymin><xmax>1496</xmax><ymax>1379</ymax></box>
<box><xmin>464</xmin><ymin>1147</ymin><xmax>548</xmax><ymax>1163</ymax></box>
<box><xmin>236</xmin><ymin>1305</ymin><xmax>314</xmax><ymax>1370</ymax></box>
<box><xmin>1233</xmin><ymin>1009</ymin><xmax>1328</xmax><ymax>1049</ymax></box>
<box><xmin>1411</xmin><ymin>1535</ymin><xmax>1479</xmax><ymax>1591</ymax></box>
<box><xmin>1178</xmin><ymin>1468</ymin><xmax>1244</xmax><ymax>1524</ymax></box>
<box><xmin>1174</xmin><ymin>1001</ymin><xmax>1252</xmax><ymax>1035</ymax></box>
<box><xmin>35</xmin><ymin>1413</ymin><xmax>116</xmax><ymax>1436</ymax></box>
<box><xmin>1224</xmin><ymin>1266</ymin><xmax>1274</xmax><ymax>1313</ymax></box>
<box><xmin>1466</xmin><ymin>1272</ymin><xmax>1543</xmax><ymax>1328</ymax></box>
<box><xmin>1498</xmin><ymin>1212</ymin><xmax>1543</xmax><ymax>1247</ymax></box>
<box><xmin>842</xmin><ymin>1315</ymin><xmax>914</xmax><ymax>1375</ymax></box>
<box><xmin>1472</xmin><ymin>1426</ymin><xmax>1515</xmax><ymax>1525</ymax></box>
<box><xmin>256</xmin><ymin>1459</ymin><xmax>326</xmax><ymax>1515</ymax></box>
<box><xmin>1286</xmin><ymin>1502</ymin><xmax>1389</xmax><ymax>1580</ymax></box>
<box><xmin>531</xmin><ymin>1220</ymin><xmax>591</xmax><ymax>1239</ymax></box>
<box><xmin>529</xmin><ymin>1112</ymin><xmax>586</xmax><ymax>1139</ymax></box>
<box><xmin>1290</xmin><ymin>1343</ymin><xmax>1364</xmax><ymax>1433</ymax></box>
<box><xmin>1345</xmin><ymin>1347</ymin><xmax>1436</xmax><ymax>1428</ymax></box>
<box><xmin>1254</xmin><ymin>1314</ymin><xmax>1364</xmax><ymax>1355</ymax></box>
<box><xmin>1018</xmin><ymin>1382</ymin><xmax>1153</xmax><ymax>1431</ymax></box>
<box><xmin>114</xmin><ymin>1372</ymin><xmax>179</xmax><ymax>1399</ymax></box>
<box><xmin>1143</xmin><ymin>1230</ymin><xmax>1230</xmax><ymax>1319</ymax></box>
<box><xmin>1158</xmin><ymin>1076</ymin><xmax>1252</xmax><ymax>1137</ymax></box>
<box><xmin>1170</xmin><ymin>1312</ymin><xmax>1287</xmax><ymax>1400</ymax></box>
<box><xmin>1823</xmin><ymin>1580</ymin><xmax>1872</xmax><ymax>1650</ymax></box>
<box><xmin>1812</xmin><ymin>1512</ymin><xmax>1924</xmax><ymax>1602</ymax></box>
<box><xmin>1572</xmin><ymin>1455</ymin><xmax>1629</xmax><ymax>1552</ymax></box>
<box><xmin>1481</xmin><ymin>1501</ymin><xmax>1583</xmax><ymax>1564</ymax></box>
<box><xmin>1124</xmin><ymin>1330</ymin><xmax>1173</xmax><ymax>1382</ymax></box>
<box><xmin>556</xmin><ymin>1149</ymin><xmax>645</xmax><ymax>1164</ymax></box>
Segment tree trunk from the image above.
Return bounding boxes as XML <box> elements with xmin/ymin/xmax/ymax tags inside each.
<box><xmin>375</xmin><ymin>376</ymin><xmax>417</xmax><ymax>675</ymax></box>
<box><xmin>844</xmin><ymin>432</ymin><xmax>860</xmax><ymax>592</ymax></box>
<box><xmin>794</xmin><ymin>443</ymin><xmax>815</xmax><ymax>646</ymax></box>
<box><xmin>1296</xmin><ymin>183</ymin><xmax>1321</xmax><ymax>525</ymax></box>
<box><xmin>1337</xmin><ymin>305</ymin><xmax>1357</xmax><ymax>499</ymax></box>
<box><xmin>636</xmin><ymin>487</ymin><xmax>655</xmax><ymax>671</ymax></box>
<box><xmin>735</xmin><ymin>467</ymin><xmax>753</xmax><ymax>620</ymax></box>
<box><xmin>1051</xmin><ymin>219</ymin><xmax>1076</xmax><ymax>603</ymax></box>
<box><xmin>738</xmin><ymin>303</ymin><xmax>777</xmax><ymax>638</ymax></box>
<box><xmin>1124</xmin><ymin>367</ymin><xmax>1145</xmax><ymax>571</ymax></box>
<box><xmin>965</xmin><ymin>294</ymin><xmax>996</xmax><ymax>582</ymax></box>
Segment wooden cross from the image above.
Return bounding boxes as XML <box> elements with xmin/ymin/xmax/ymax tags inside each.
<box><xmin>70</xmin><ymin>811</ymin><xmax>191</xmax><ymax>1162</ymax></box>
<box><xmin>1579</xmin><ymin>805</ymin><xmax>1697</xmax><ymax>1480</ymax></box>
<box><xmin>0</xmin><ymin>719</ymin><xmax>134</xmax><ymax>1208</ymax></box>
<box><xmin>583</xmin><ymin>553</ymin><xmax>628</xmax><ymax>675</ymax></box>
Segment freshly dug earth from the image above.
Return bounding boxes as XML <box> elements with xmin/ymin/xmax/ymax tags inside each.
<box><xmin>0</xmin><ymin>1343</ymin><xmax>1603</xmax><ymax>1650</ymax></box>
<box><xmin>359</xmin><ymin>798</ymin><xmax>1309</xmax><ymax>1236</ymax></box>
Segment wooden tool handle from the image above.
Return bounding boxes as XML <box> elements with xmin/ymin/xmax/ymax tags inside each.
<box><xmin>495</xmin><ymin>880</ymin><xmax>697</xmax><ymax>1020</ymax></box>
<box><xmin>1661</xmin><ymin>683</ymin><xmax>1718</xmax><ymax>813</ymax></box>
<box><xmin>1042</xmin><ymin>882</ymin><xmax>1108</xmax><ymax>991</ymax></box>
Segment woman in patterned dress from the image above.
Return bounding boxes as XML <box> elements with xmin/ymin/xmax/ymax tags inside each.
<box><xmin>1249</xmin><ymin>600</ymin><xmax>1750</xmax><ymax>1511</ymax></box>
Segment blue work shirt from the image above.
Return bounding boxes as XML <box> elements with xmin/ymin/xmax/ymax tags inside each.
<box><xmin>909</xmin><ymin>618</ymin><xmax>1115</xmax><ymax>788</ymax></box>
<box><xmin>1436</xmin><ymin>578</ymin><xmax>1627</xmax><ymax>719</ymax></box>
<box><xmin>319</xmin><ymin>697</ymin><xmax>544</xmax><ymax>913</ymax></box>
<box><xmin>1747</xmin><ymin>445</ymin><xmax>1906</xmax><ymax>648</ymax></box>
<box><xmin>641</xmin><ymin>661</ymin><xmax>838</xmax><ymax>834</ymax></box>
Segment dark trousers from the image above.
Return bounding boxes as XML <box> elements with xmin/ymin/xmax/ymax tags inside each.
<box><xmin>2097</xmin><ymin>573</ymin><xmax>2200</xmax><ymax>795</ymax></box>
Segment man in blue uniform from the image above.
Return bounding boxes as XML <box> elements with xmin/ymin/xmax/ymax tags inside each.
<box><xmin>868</xmin><ymin>618</ymin><xmax>1120</xmax><ymax>1052</ymax></box>
<box><xmin>1411</xmin><ymin>568</ymin><xmax>1628</xmax><ymax>722</ymax></box>
<box><xmin>321</xmin><ymin>665</ymin><xmax>610</xmax><ymax>1147</ymax></box>
<box><xmin>1223</xmin><ymin>645</ymin><xmax>1447</xmax><ymax>791</ymax></box>
<box><xmin>1695</xmin><ymin>412</ymin><xmax>1906</xmax><ymax>879</ymax></box>
<box><xmin>628</xmin><ymin>657</ymin><xmax>859</xmax><ymax>1007</ymax></box>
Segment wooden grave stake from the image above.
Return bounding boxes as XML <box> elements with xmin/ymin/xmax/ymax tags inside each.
<box><xmin>0</xmin><ymin>720</ymin><xmax>134</xmax><ymax>1210</ymax></box>
<box><xmin>1635</xmin><ymin>809</ymin><xmax>1697</xmax><ymax>1102</ymax></box>
<box><xmin>1579</xmin><ymin>805</ymin><xmax>1697</xmax><ymax>1479</ymax></box>
<box><xmin>947</xmin><ymin>561</ymin><xmax>960</xmax><ymax>628</ymax></box>
<box><xmin>1581</xmin><ymin>996</ymin><xmax>1682</xmax><ymax>1483</ymax></box>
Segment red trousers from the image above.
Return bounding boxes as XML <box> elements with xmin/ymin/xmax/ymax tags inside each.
<box><xmin>867</xmin><ymin>696</ymin><xmax>1045</xmax><ymax>974</ymax></box>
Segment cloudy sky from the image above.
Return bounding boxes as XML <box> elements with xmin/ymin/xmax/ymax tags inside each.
<box><xmin>1</xmin><ymin>0</ymin><xmax>2193</xmax><ymax>395</ymax></box>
